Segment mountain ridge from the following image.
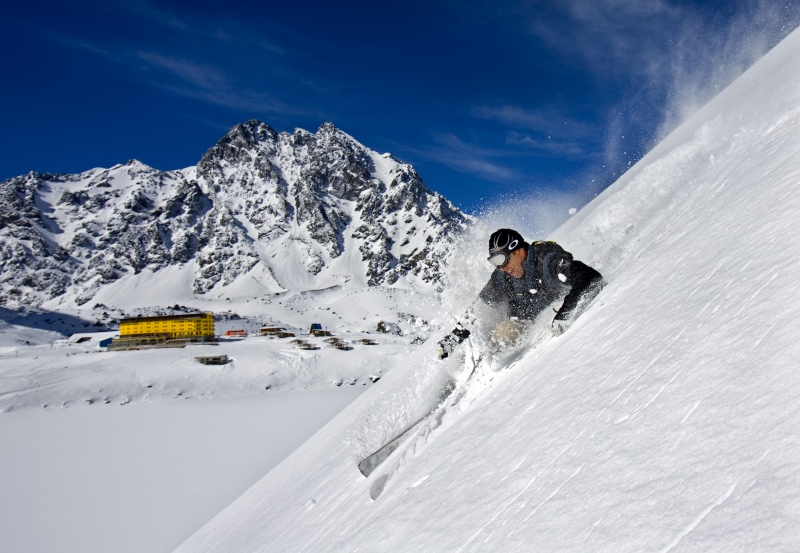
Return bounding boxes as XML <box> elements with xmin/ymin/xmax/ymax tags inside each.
<box><xmin>0</xmin><ymin>121</ymin><xmax>469</xmax><ymax>311</ymax></box>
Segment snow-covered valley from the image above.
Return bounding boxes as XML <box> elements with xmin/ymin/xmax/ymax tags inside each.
<box><xmin>0</xmin><ymin>388</ymin><xmax>363</xmax><ymax>553</ymax></box>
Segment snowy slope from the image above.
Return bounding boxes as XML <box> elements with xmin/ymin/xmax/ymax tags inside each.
<box><xmin>174</xmin><ymin>26</ymin><xmax>800</xmax><ymax>553</ymax></box>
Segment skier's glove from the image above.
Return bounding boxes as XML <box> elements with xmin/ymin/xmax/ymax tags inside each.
<box><xmin>437</xmin><ymin>340</ymin><xmax>453</xmax><ymax>360</ymax></box>
<box><xmin>437</xmin><ymin>325</ymin><xmax>471</xmax><ymax>359</ymax></box>
<box><xmin>551</xmin><ymin>314</ymin><xmax>571</xmax><ymax>336</ymax></box>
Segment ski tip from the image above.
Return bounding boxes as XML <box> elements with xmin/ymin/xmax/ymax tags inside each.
<box><xmin>369</xmin><ymin>474</ymin><xmax>389</xmax><ymax>500</ymax></box>
<box><xmin>358</xmin><ymin>457</ymin><xmax>379</xmax><ymax>477</ymax></box>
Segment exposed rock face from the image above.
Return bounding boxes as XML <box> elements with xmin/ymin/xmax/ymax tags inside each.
<box><xmin>0</xmin><ymin>121</ymin><xmax>470</xmax><ymax>308</ymax></box>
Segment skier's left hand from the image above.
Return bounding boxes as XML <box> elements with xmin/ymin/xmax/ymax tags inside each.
<box><xmin>436</xmin><ymin>325</ymin><xmax>470</xmax><ymax>359</ymax></box>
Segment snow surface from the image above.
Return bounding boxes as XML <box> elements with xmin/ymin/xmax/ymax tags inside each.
<box><xmin>172</xmin><ymin>26</ymin><xmax>800</xmax><ymax>553</ymax></box>
<box><xmin>0</xmin><ymin>389</ymin><xmax>362</xmax><ymax>553</ymax></box>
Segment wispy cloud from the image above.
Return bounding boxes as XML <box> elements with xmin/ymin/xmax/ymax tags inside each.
<box><xmin>111</xmin><ymin>0</ymin><xmax>190</xmax><ymax>32</ymax></box>
<box><xmin>50</xmin><ymin>34</ymin><xmax>126</xmax><ymax>64</ymax></box>
<box><xmin>418</xmin><ymin>133</ymin><xmax>519</xmax><ymax>182</ymax></box>
<box><xmin>137</xmin><ymin>53</ymin><xmax>229</xmax><ymax>93</ymax></box>
<box><xmin>47</xmin><ymin>2</ymin><xmax>309</xmax><ymax>118</ymax></box>
<box><xmin>454</xmin><ymin>0</ymin><xmax>682</xmax><ymax>82</ymax></box>
<box><xmin>517</xmin><ymin>0</ymin><xmax>800</xmax><ymax>138</ymax></box>
<box><xmin>52</xmin><ymin>33</ymin><xmax>309</xmax><ymax>116</ymax></box>
<box><xmin>472</xmin><ymin>105</ymin><xmax>594</xmax><ymax>158</ymax></box>
<box><xmin>651</xmin><ymin>0</ymin><xmax>800</xmax><ymax>139</ymax></box>
<box><xmin>525</xmin><ymin>0</ymin><xmax>681</xmax><ymax>78</ymax></box>
<box><xmin>468</xmin><ymin>0</ymin><xmax>800</xmax><ymax>172</ymax></box>
<box><xmin>135</xmin><ymin>52</ymin><xmax>308</xmax><ymax>115</ymax></box>
<box><xmin>106</xmin><ymin>0</ymin><xmax>284</xmax><ymax>54</ymax></box>
<box><xmin>505</xmin><ymin>132</ymin><xmax>589</xmax><ymax>157</ymax></box>
<box><xmin>471</xmin><ymin>105</ymin><xmax>585</xmax><ymax>132</ymax></box>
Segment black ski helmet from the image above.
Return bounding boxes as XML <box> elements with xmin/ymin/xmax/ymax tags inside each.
<box><xmin>488</xmin><ymin>229</ymin><xmax>527</xmax><ymax>267</ymax></box>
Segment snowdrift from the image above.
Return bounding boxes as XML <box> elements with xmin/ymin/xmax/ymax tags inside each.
<box><xmin>175</xmin><ymin>27</ymin><xmax>800</xmax><ymax>553</ymax></box>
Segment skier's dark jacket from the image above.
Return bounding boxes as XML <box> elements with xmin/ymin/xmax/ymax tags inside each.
<box><xmin>478</xmin><ymin>241</ymin><xmax>604</xmax><ymax>322</ymax></box>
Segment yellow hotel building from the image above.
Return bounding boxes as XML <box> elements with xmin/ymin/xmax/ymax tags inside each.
<box><xmin>119</xmin><ymin>312</ymin><xmax>215</xmax><ymax>340</ymax></box>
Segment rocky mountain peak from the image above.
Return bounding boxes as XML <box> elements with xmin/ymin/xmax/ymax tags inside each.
<box><xmin>0</xmin><ymin>121</ymin><xmax>471</xmax><ymax>310</ymax></box>
<box><xmin>201</xmin><ymin>121</ymin><xmax>276</xmax><ymax>166</ymax></box>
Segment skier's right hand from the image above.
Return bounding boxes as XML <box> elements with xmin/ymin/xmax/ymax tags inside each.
<box><xmin>437</xmin><ymin>340</ymin><xmax>453</xmax><ymax>359</ymax></box>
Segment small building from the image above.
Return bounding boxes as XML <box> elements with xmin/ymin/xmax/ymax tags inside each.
<box><xmin>296</xmin><ymin>342</ymin><xmax>320</xmax><ymax>350</ymax></box>
<box><xmin>331</xmin><ymin>340</ymin><xmax>353</xmax><ymax>351</ymax></box>
<box><xmin>225</xmin><ymin>330</ymin><xmax>247</xmax><ymax>337</ymax></box>
<box><xmin>98</xmin><ymin>337</ymin><xmax>115</xmax><ymax>349</ymax></box>
<box><xmin>68</xmin><ymin>332</ymin><xmax>118</xmax><ymax>349</ymax></box>
<box><xmin>195</xmin><ymin>355</ymin><xmax>230</xmax><ymax>365</ymax></box>
<box><xmin>309</xmin><ymin>324</ymin><xmax>332</xmax><ymax>337</ymax></box>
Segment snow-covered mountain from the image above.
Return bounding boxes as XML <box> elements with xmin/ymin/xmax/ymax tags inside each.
<box><xmin>173</xmin><ymin>25</ymin><xmax>800</xmax><ymax>553</ymax></box>
<box><xmin>0</xmin><ymin>121</ymin><xmax>468</xmax><ymax>310</ymax></box>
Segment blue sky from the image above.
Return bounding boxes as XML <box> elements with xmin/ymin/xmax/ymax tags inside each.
<box><xmin>2</xmin><ymin>0</ymin><xmax>798</xmax><ymax>213</ymax></box>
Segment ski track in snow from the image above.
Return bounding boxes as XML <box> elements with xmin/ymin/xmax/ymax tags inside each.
<box><xmin>626</xmin><ymin>366</ymin><xmax>685</xmax><ymax>424</ymax></box>
<box><xmin>455</xmin><ymin>429</ymin><xmax>586</xmax><ymax>553</ymax></box>
<box><xmin>601</xmin><ymin>328</ymin><xmax>687</xmax><ymax>422</ymax></box>
<box><xmin>680</xmin><ymin>399</ymin><xmax>703</xmax><ymax>424</ymax></box>
<box><xmin>732</xmin><ymin>272</ymin><xmax>778</xmax><ymax>318</ymax></box>
<box><xmin>517</xmin><ymin>465</ymin><xmax>584</xmax><ymax>525</ymax></box>
<box><xmin>747</xmin><ymin>320</ymin><xmax>780</xmax><ymax>353</ymax></box>
<box><xmin>658</xmin><ymin>483</ymin><xmax>738</xmax><ymax>553</ymax></box>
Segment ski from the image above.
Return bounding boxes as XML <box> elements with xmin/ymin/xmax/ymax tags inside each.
<box><xmin>358</xmin><ymin>359</ymin><xmax>480</xmax><ymax>479</ymax></box>
<box><xmin>360</xmin><ymin>328</ymin><xmax>553</xmax><ymax>494</ymax></box>
<box><xmin>358</xmin><ymin>360</ymin><xmax>477</xmax><ymax>478</ymax></box>
<box><xmin>357</xmin><ymin>411</ymin><xmax>432</xmax><ymax>477</ymax></box>
<box><xmin>365</xmin><ymin>372</ymin><xmax>481</xmax><ymax>499</ymax></box>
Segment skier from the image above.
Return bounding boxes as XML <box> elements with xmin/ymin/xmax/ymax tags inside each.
<box><xmin>437</xmin><ymin>228</ymin><xmax>604</xmax><ymax>359</ymax></box>
<box><xmin>358</xmin><ymin>229</ymin><xmax>604</xmax><ymax>483</ymax></box>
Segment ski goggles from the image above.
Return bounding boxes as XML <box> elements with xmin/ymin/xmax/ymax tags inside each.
<box><xmin>487</xmin><ymin>248</ymin><xmax>511</xmax><ymax>268</ymax></box>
